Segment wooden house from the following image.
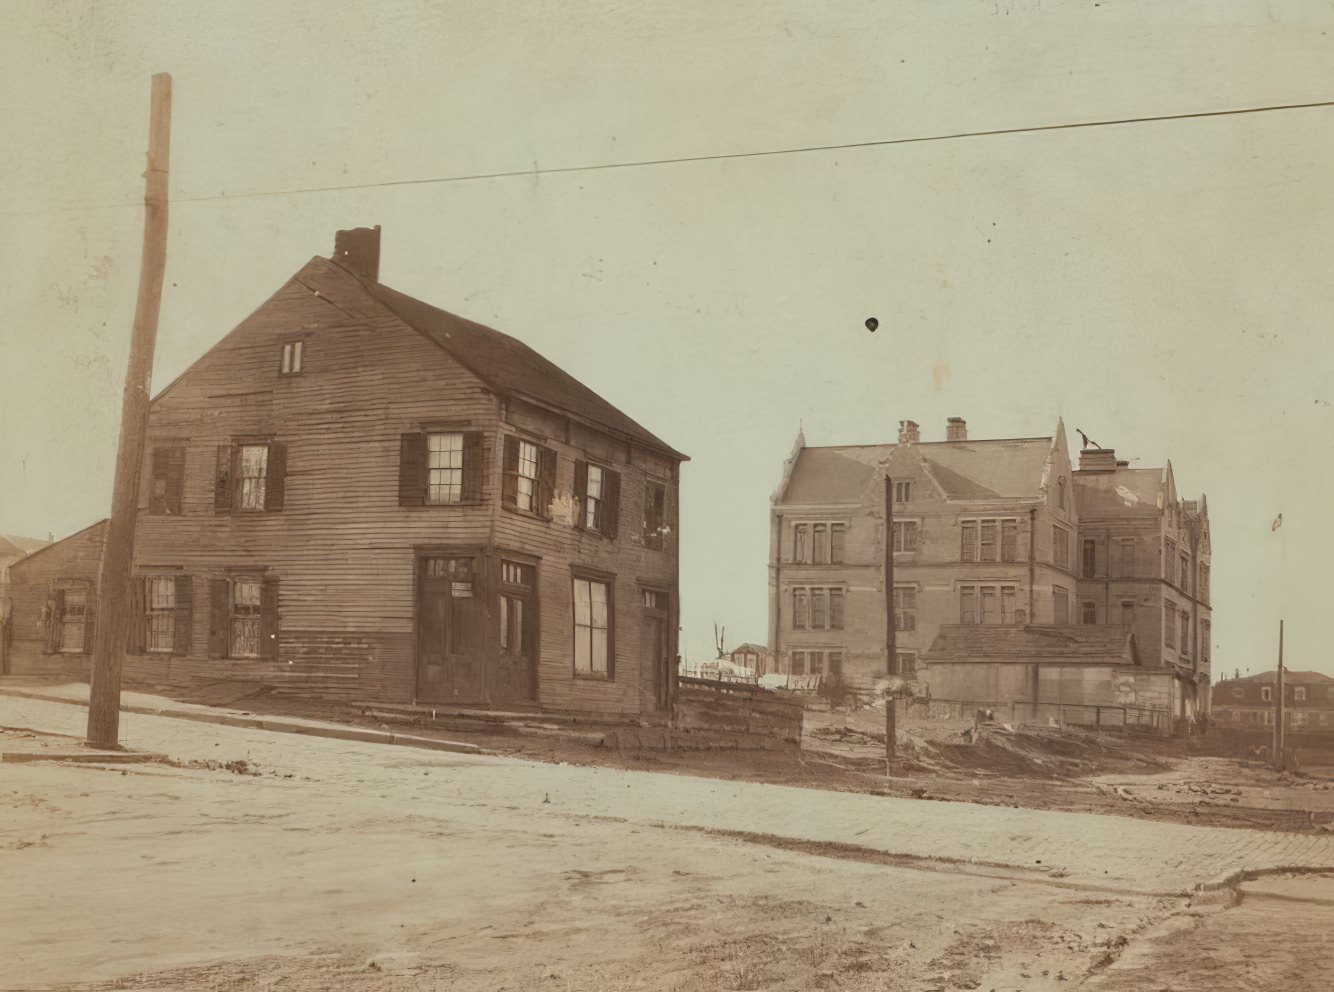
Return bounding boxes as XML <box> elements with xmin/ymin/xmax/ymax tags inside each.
<box><xmin>9</xmin><ymin>228</ymin><xmax>687</xmax><ymax>718</ymax></box>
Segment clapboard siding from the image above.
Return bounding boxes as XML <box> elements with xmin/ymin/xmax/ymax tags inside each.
<box><xmin>4</xmin><ymin>520</ymin><xmax>107</xmax><ymax>678</ymax></box>
<box><xmin>119</xmin><ymin>254</ymin><xmax>682</xmax><ymax>715</ymax></box>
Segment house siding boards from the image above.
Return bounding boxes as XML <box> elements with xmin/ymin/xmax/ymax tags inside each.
<box><xmin>4</xmin><ymin>521</ymin><xmax>108</xmax><ymax>679</ymax></box>
<box><xmin>24</xmin><ymin>237</ymin><xmax>683</xmax><ymax>718</ymax></box>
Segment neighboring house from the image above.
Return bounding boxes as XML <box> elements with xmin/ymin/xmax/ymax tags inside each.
<box><xmin>6</xmin><ymin>228</ymin><xmax>687</xmax><ymax>718</ymax></box>
<box><xmin>0</xmin><ymin>532</ymin><xmax>52</xmax><ymax>673</ymax></box>
<box><xmin>1212</xmin><ymin>671</ymin><xmax>1334</xmax><ymax>732</ymax></box>
<box><xmin>768</xmin><ymin>417</ymin><xmax>1210</xmax><ymax>726</ymax></box>
<box><xmin>729</xmin><ymin>642</ymin><xmax>776</xmax><ymax>674</ymax></box>
<box><xmin>3</xmin><ymin>522</ymin><xmax>105</xmax><ymax>678</ymax></box>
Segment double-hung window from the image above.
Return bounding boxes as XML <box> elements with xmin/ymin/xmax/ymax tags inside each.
<box><xmin>572</xmin><ymin>575</ymin><xmax>612</xmax><ymax>678</ymax></box>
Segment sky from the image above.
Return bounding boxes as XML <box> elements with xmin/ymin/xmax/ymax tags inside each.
<box><xmin>2</xmin><ymin>0</ymin><xmax>1332</xmax><ymax>675</ymax></box>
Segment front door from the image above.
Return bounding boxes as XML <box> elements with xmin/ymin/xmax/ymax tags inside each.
<box><xmin>640</xmin><ymin>589</ymin><xmax>671</xmax><ymax>712</ymax></box>
<box><xmin>416</xmin><ymin>555</ymin><xmax>485</xmax><ymax>704</ymax></box>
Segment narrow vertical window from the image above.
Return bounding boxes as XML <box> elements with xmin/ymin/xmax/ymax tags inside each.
<box><xmin>572</xmin><ymin>577</ymin><xmax>611</xmax><ymax>677</ymax></box>
<box><xmin>793</xmin><ymin>524</ymin><xmax>807</xmax><ymax>563</ymax></box>
<box><xmin>1000</xmin><ymin>520</ymin><xmax>1018</xmax><ymax>562</ymax></box>
<box><xmin>146</xmin><ymin>577</ymin><xmax>177</xmax><ymax>653</ymax></box>
<box><xmin>58</xmin><ymin>588</ymin><xmax>90</xmax><ymax>653</ymax></box>
<box><xmin>829</xmin><ymin>588</ymin><xmax>844</xmax><ymax>630</ymax></box>
<box><xmin>238</xmin><ymin>444</ymin><xmax>269</xmax><ymax>511</ymax></box>
<box><xmin>1164</xmin><ymin>603</ymin><xmax>1176</xmax><ymax>648</ymax></box>
<box><xmin>500</xmin><ymin>561</ymin><xmax>535</xmax><ymax>660</ymax></box>
<box><xmin>813</xmin><ymin>524</ymin><xmax>829</xmax><ymax>564</ymax></box>
<box><xmin>960</xmin><ymin>586</ymin><xmax>978</xmax><ymax>625</ymax></box>
<box><xmin>894</xmin><ymin>586</ymin><xmax>917</xmax><ymax>631</ymax></box>
<box><xmin>830</xmin><ymin>524</ymin><xmax>846</xmax><ymax>564</ymax></box>
<box><xmin>584</xmin><ymin>464</ymin><xmax>604</xmax><ymax>530</ymax></box>
<box><xmin>643</xmin><ymin>481</ymin><xmax>667</xmax><ymax>549</ymax></box>
<box><xmin>981</xmin><ymin>586</ymin><xmax>999</xmax><ymax>624</ymax></box>
<box><xmin>1081</xmin><ymin>601</ymin><xmax>1097</xmax><ymax>625</ymax></box>
<box><xmin>280</xmin><ymin>340</ymin><xmax>304</xmax><ymax>375</ymax></box>
<box><xmin>961</xmin><ymin>521</ymin><xmax>978</xmax><ymax>562</ymax></box>
<box><xmin>231</xmin><ymin>579</ymin><xmax>263</xmax><ymax>657</ymax></box>
<box><xmin>811</xmin><ymin>589</ymin><xmax>827</xmax><ymax>629</ymax></box>
<box><xmin>1121</xmin><ymin>602</ymin><xmax>1135</xmax><ymax>627</ymax></box>
<box><xmin>1083</xmin><ymin>540</ymin><xmax>1096</xmax><ymax>578</ymax></box>
<box><xmin>980</xmin><ymin>520</ymin><xmax>998</xmax><ymax>561</ymax></box>
<box><xmin>1053</xmin><ymin>585</ymin><xmax>1069</xmax><ymax>624</ymax></box>
<box><xmin>792</xmin><ymin>589</ymin><xmax>808</xmax><ymax>630</ymax></box>
<box><xmin>1002</xmin><ymin>586</ymin><xmax>1017</xmax><ymax>624</ymax></box>
<box><xmin>427</xmin><ymin>432</ymin><xmax>465</xmax><ymax>504</ymax></box>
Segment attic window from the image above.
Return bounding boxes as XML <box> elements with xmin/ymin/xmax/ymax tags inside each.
<box><xmin>894</xmin><ymin>481</ymin><xmax>912</xmax><ymax>503</ymax></box>
<box><xmin>280</xmin><ymin>340</ymin><xmax>304</xmax><ymax>375</ymax></box>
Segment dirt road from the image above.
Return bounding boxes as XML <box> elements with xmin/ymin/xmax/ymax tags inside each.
<box><xmin>3</xmin><ymin>694</ymin><xmax>1332</xmax><ymax>991</ymax></box>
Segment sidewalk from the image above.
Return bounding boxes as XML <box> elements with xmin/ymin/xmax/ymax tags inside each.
<box><xmin>0</xmin><ymin>682</ymin><xmax>489</xmax><ymax>756</ymax></box>
<box><xmin>3</xmin><ymin>688</ymin><xmax>1331</xmax><ymax>897</ymax></box>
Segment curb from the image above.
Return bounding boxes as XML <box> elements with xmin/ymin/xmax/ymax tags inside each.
<box><xmin>2</xmin><ymin>750</ymin><xmax>167</xmax><ymax>765</ymax></box>
<box><xmin>0</xmin><ymin>687</ymin><xmax>493</xmax><ymax>758</ymax></box>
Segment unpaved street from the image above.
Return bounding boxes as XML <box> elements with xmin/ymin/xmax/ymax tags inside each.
<box><xmin>3</xmin><ymin>694</ymin><xmax>1333</xmax><ymax>991</ymax></box>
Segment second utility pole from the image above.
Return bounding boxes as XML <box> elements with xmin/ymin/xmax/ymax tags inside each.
<box><xmin>884</xmin><ymin>475</ymin><xmax>896</xmax><ymax>774</ymax></box>
<box><xmin>86</xmin><ymin>73</ymin><xmax>173</xmax><ymax>749</ymax></box>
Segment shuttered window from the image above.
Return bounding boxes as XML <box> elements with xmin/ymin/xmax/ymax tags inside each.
<box><xmin>215</xmin><ymin>441</ymin><xmax>286</xmax><ymax>513</ymax></box>
<box><xmin>399</xmin><ymin>431</ymin><xmax>483</xmax><ymax>506</ymax></box>
<box><xmin>147</xmin><ymin>577</ymin><xmax>176</xmax><ymax>653</ymax></box>
<box><xmin>575</xmin><ymin>461</ymin><xmax>621</xmax><ymax>537</ymax></box>
<box><xmin>208</xmin><ymin>576</ymin><xmax>279</xmax><ymax>660</ymax></box>
<box><xmin>501</xmin><ymin>435</ymin><xmax>555</xmax><ymax>518</ymax></box>
<box><xmin>149</xmin><ymin>445</ymin><xmax>185</xmax><ymax>515</ymax></box>
<box><xmin>643</xmin><ymin>481</ymin><xmax>667</xmax><ymax>549</ymax></box>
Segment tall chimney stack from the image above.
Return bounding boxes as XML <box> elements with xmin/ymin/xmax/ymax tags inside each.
<box><xmin>946</xmin><ymin>417</ymin><xmax>967</xmax><ymax>442</ymax></box>
<box><xmin>898</xmin><ymin>420</ymin><xmax>920</xmax><ymax>445</ymax></box>
<box><xmin>1078</xmin><ymin>448</ymin><xmax>1118</xmax><ymax>472</ymax></box>
<box><xmin>332</xmin><ymin>225</ymin><xmax>381</xmax><ymax>282</ymax></box>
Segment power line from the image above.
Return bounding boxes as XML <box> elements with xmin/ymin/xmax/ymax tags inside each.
<box><xmin>8</xmin><ymin>97</ymin><xmax>1333</xmax><ymax>216</ymax></box>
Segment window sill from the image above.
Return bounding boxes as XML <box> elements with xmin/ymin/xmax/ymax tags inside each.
<box><xmin>420</xmin><ymin>500</ymin><xmax>487</xmax><ymax>508</ymax></box>
<box><xmin>502</xmin><ymin>505</ymin><xmax>552</xmax><ymax>522</ymax></box>
<box><xmin>574</xmin><ymin>671</ymin><xmax>611</xmax><ymax>682</ymax></box>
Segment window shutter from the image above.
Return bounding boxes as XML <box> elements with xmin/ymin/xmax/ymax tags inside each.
<box><xmin>208</xmin><ymin>579</ymin><xmax>230</xmax><ymax>659</ymax></box>
<box><xmin>173</xmin><ymin>575</ymin><xmax>193</xmax><ymax>656</ymax></box>
<box><xmin>214</xmin><ymin>445</ymin><xmax>233</xmax><ymax>512</ymax></box>
<box><xmin>398</xmin><ymin>433</ymin><xmax>427</xmax><ymax>507</ymax></box>
<box><xmin>461</xmin><ymin>431</ymin><xmax>484</xmax><ymax>502</ymax></box>
<box><xmin>603</xmin><ymin>469</ymin><xmax>621</xmax><ymax>539</ymax></box>
<box><xmin>44</xmin><ymin>590</ymin><xmax>63</xmax><ymax>654</ymax></box>
<box><xmin>149</xmin><ymin>447</ymin><xmax>170</xmax><ymax>514</ymax></box>
<box><xmin>573</xmin><ymin>461</ymin><xmax>588</xmax><ymax>529</ymax></box>
<box><xmin>537</xmin><ymin>447</ymin><xmax>556</xmax><ymax>519</ymax></box>
<box><xmin>260</xmin><ymin>578</ymin><xmax>280</xmax><ymax>660</ymax></box>
<box><xmin>164</xmin><ymin>447</ymin><xmax>185</xmax><ymax>515</ymax></box>
<box><xmin>127</xmin><ymin>577</ymin><xmax>147</xmax><ymax>655</ymax></box>
<box><xmin>265</xmin><ymin>442</ymin><xmax>287</xmax><ymax>512</ymax></box>
<box><xmin>81</xmin><ymin>582</ymin><xmax>96</xmax><ymax>656</ymax></box>
<box><xmin>501</xmin><ymin>435</ymin><xmax>519</xmax><ymax>509</ymax></box>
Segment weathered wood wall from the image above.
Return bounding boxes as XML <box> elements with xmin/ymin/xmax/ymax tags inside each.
<box><xmin>4</xmin><ymin>521</ymin><xmax>107</xmax><ymax>679</ymax></box>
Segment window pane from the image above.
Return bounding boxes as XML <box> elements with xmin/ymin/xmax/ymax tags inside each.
<box><xmin>1001</xmin><ymin>521</ymin><xmax>1018</xmax><ymax>562</ymax></box>
<box><xmin>830</xmin><ymin>524</ymin><xmax>845</xmax><ymax>564</ymax></box>
<box><xmin>427</xmin><ymin>432</ymin><xmax>464</xmax><ymax>504</ymax></box>
<box><xmin>591</xmin><ymin>627</ymin><xmax>608</xmax><ymax>673</ymax></box>
<box><xmin>239</xmin><ymin>445</ymin><xmax>268</xmax><ymax>510</ymax></box>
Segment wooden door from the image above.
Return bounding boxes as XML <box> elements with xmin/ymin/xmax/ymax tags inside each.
<box><xmin>640</xmin><ymin>589</ymin><xmax>671</xmax><ymax>713</ymax></box>
<box><xmin>492</xmin><ymin>560</ymin><xmax>538</xmax><ymax>706</ymax></box>
<box><xmin>416</xmin><ymin>555</ymin><xmax>485</xmax><ymax>704</ymax></box>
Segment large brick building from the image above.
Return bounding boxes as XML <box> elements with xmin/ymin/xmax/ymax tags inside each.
<box><xmin>768</xmin><ymin>418</ymin><xmax>1212</xmax><ymax>725</ymax></box>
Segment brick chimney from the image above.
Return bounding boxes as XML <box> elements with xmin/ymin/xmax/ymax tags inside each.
<box><xmin>898</xmin><ymin>420</ymin><xmax>920</xmax><ymax>445</ymax></box>
<box><xmin>945</xmin><ymin>417</ymin><xmax>967</xmax><ymax>442</ymax></box>
<box><xmin>332</xmin><ymin>225</ymin><xmax>381</xmax><ymax>282</ymax></box>
<box><xmin>1078</xmin><ymin>448</ymin><xmax>1118</xmax><ymax>472</ymax></box>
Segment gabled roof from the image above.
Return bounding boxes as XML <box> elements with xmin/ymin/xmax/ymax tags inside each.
<box><xmin>359</xmin><ymin>271</ymin><xmax>686</xmax><ymax>461</ymax></box>
<box><xmin>5</xmin><ymin>520</ymin><xmax>107</xmax><ymax>571</ymax></box>
<box><xmin>0</xmin><ymin>534</ymin><xmax>50</xmax><ymax>558</ymax></box>
<box><xmin>1074</xmin><ymin>466</ymin><xmax>1165</xmax><ymax>518</ymax></box>
<box><xmin>922</xmin><ymin>625</ymin><xmax>1140</xmax><ymax>665</ymax></box>
<box><xmin>778</xmin><ymin>436</ymin><xmax>1052</xmax><ymax>505</ymax></box>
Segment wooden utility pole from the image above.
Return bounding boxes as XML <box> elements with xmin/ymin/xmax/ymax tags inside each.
<box><xmin>1272</xmin><ymin>619</ymin><xmax>1285</xmax><ymax>770</ymax></box>
<box><xmin>86</xmin><ymin>73</ymin><xmax>172</xmax><ymax>749</ymax></box>
<box><xmin>884</xmin><ymin>475</ymin><xmax>896</xmax><ymax>773</ymax></box>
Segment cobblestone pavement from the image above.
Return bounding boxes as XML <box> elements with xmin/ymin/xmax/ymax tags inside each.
<box><xmin>5</xmin><ymin>692</ymin><xmax>1331</xmax><ymax>896</ymax></box>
